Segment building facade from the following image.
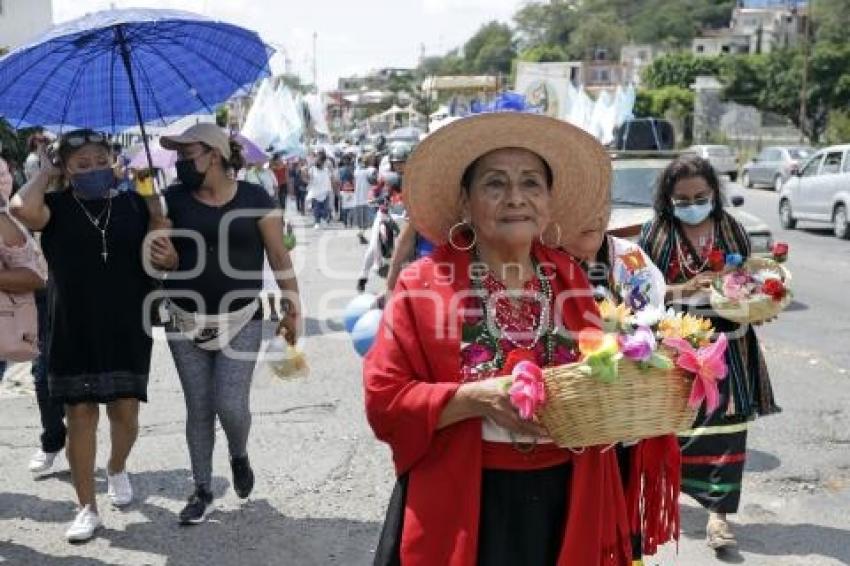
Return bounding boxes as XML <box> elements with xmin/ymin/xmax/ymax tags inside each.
<box><xmin>693</xmin><ymin>3</ymin><xmax>807</xmax><ymax>57</ymax></box>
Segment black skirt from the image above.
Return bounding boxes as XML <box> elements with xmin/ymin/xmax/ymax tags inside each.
<box><xmin>374</xmin><ymin>464</ymin><xmax>572</xmax><ymax>566</ymax></box>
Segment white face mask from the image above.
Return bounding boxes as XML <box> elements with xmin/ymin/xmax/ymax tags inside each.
<box><xmin>673</xmin><ymin>200</ymin><xmax>713</xmax><ymax>225</ymax></box>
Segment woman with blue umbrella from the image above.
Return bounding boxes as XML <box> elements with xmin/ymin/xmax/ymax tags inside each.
<box><xmin>12</xmin><ymin>131</ymin><xmax>178</xmax><ymax>542</ymax></box>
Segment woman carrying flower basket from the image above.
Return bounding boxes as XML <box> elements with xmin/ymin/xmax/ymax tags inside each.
<box><xmin>364</xmin><ymin>113</ymin><xmax>678</xmax><ymax>566</ymax></box>
<box><xmin>639</xmin><ymin>154</ymin><xmax>780</xmax><ymax>551</ymax></box>
<box><xmin>566</xmin><ymin>220</ymin><xmax>680</xmax><ymax>563</ymax></box>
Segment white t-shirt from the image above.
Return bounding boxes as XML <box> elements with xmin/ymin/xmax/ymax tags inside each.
<box><xmin>353</xmin><ymin>166</ymin><xmax>372</xmax><ymax>206</ymax></box>
<box><xmin>306</xmin><ymin>165</ymin><xmax>332</xmax><ymax>201</ymax></box>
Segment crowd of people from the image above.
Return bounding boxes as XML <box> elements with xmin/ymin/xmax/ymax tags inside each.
<box><xmin>0</xmin><ymin>113</ymin><xmax>778</xmax><ymax>565</ymax></box>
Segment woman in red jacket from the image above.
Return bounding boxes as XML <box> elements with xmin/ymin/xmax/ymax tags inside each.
<box><xmin>363</xmin><ymin>113</ymin><xmax>680</xmax><ymax>566</ymax></box>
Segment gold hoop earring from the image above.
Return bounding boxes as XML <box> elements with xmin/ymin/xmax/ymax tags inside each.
<box><xmin>448</xmin><ymin>221</ymin><xmax>476</xmax><ymax>252</ymax></box>
<box><xmin>540</xmin><ymin>223</ymin><xmax>562</xmax><ymax>248</ymax></box>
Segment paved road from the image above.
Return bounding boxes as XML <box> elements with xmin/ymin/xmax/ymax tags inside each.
<box><xmin>1</xmin><ymin>195</ymin><xmax>848</xmax><ymax>566</ymax></box>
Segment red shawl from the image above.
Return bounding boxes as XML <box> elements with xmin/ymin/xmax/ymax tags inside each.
<box><xmin>364</xmin><ymin>243</ymin><xmax>674</xmax><ymax>565</ymax></box>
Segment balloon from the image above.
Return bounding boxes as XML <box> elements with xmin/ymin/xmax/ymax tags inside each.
<box><xmin>351</xmin><ymin>309</ymin><xmax>382</xmax><ymax>357</ymax></box>
<box><xmin>343</xmin><ymin>293</ymin><xmax>377</xmax><ymax>333</ymax></box>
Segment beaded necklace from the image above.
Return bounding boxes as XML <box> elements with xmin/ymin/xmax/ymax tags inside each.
<box><xmin>469</xmin><ymin>250</ymin><xmax>555</xmax><ymax>372</ymax></box>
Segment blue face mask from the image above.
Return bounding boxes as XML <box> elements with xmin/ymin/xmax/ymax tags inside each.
<box><xmin>673</xmin><ymin>200</ymin><xmax>713</xmax><ymax>225</ymax></box>
<box><xmin>71</xmin><ymin>168</ymin><xmax>115</xmax><ymax>200</ymax></box>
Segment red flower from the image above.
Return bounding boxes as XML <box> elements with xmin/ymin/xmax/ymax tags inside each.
<box><xmin>772</xmin><ymin>242</ymin><xmax>789</xmax><ymax>262</ymax></box>
<box><xmin>708</xmin><ymin>249</ymin><xmax>726</xmax><ymax>272</ymax></box>
<box><xmin>761</xmin><ymin>278</ymin><xmax>786</xmax><ymax>301</ymax></box>
<box><xmin>504</xmin><ymin>348</ymin><xmax>538</xmax><ymax>375</ymax></box>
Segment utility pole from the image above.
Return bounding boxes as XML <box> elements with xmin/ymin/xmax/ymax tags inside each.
<box><xmin>799</xmin><ymin>0</ymin><xmax>810</xmax><ymax>142</ymax></box>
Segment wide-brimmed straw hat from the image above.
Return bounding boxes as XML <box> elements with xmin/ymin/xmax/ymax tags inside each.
<box><xmin>404</xmin><ymin>112</ymin><xmax>611</xmax><ymax>246</ymax></box>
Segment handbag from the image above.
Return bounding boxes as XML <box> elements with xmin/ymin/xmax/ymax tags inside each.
<box><xmin>0</xmin><ymin>210</ymin><xmax>39</xmax><ymax>362</ymax></box>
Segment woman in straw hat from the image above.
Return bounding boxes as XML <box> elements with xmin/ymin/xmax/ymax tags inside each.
<box><xmin>363</xmin><ymin>113</ymin><xmax>679</xmax><ymax>566</ymax></box>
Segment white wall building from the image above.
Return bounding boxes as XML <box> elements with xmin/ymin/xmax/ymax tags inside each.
<box><xmin>620</xmin><ymin>44</ymin><xmax>668</xmax><ymax>85</ymax></box>
<box><xmin>0</xmin><ymin>0</ymin><xmax>53</xmax><ymax>52</ymax></box>
<box><xmin>693</xmin><ymin>4</ymin><xmax>806</xmax><ymax>57</ymax></box>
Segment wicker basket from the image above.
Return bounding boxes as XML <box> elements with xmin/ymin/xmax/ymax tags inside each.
<box><xmin>710</xmin><ymin>257</ymin><xmax>792</xmax><ymax>325</ymax></box>
<box><xmin>538</xmin><ymin>348</ymin><xmax>697</xmax><ymax>449</ymax></box>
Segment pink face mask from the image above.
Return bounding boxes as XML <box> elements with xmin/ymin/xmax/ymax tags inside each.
<box><xmin>0</xmin><ymin>160</ymin><xmax>13</xmax><ymax>202</ymax></box>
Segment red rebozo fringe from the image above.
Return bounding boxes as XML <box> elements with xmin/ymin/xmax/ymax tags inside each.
<box><xmin>628</xmin><ymin>435</ymin><xmax>682</xmax><ymax>557</ymax></box>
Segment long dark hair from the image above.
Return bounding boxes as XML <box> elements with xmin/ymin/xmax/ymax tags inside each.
<box><xmin>653</xmin><ymin>154</ymin><xmax>724</xmax><ymax>221</ymax></box>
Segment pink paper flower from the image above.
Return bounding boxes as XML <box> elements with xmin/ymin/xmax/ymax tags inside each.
<box><xmin>663</xmin><ymin>333</ymin><xmax>729</xmax><ymax>414</ymax></box>
<box><xmin>508</xmin><ymin>360</ymin><xmax>546</xmax><ymax>420</ymax></box>
<box><xmin>618</xmin><ymin>325</ymin><xmax>657</xmax><ymax>363</ymax></box>
<box><xmin>461</xmin><ymin>343</ymin><xmax>494</xmax><ymax>366</ymax></box>
<box><xmin>722</xmin><ymin>272</ymin><xmax>752</xmax><ymax>301</ymax></box>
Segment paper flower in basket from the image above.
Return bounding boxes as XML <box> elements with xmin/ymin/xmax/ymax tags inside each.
<box><xmin>761</xmin><ymin>278</ymin><xmax>787</xmax><ymax>301</ymax></box>
<box><xmin>504</xmin><ymin>348</ymin><xmax>538</xmax><ymax>375</ymax></box>
<box><xmin>597</xmin><ymin>299</ymin><xmax>631</xmax><ymax>332</ymax></box>
<box><xmin>578</xmin><ymin>328</ymin><xmax>622</xmax><ymax>383</ymax></box>
<box><xmin>508</xmin><ymin>361</ymin><xmax>546</xmax><ymax>420</ymax></box>
<box><xmin>722</xmin><ymin>271</ymin><xmax>753</xmax><ymax>301</ymax></box>
<box><xmin>725</xmin><ymin>253</ymin><xmax>744</xmax><ymax>268</ymax></box>
<box><xmin>619</xmin><ymin>325</ymin><xmax>674</xmax><ymax>370</ymax></box>
<box><xmin>619</xmin><ymin>326</ymin><xmax>656</xmax><ymax>363</ymax></box>
<box><xmin>772</xmin><ymin>242</ymin><xmax>789</xmax><ymax>263</ymax></box>
<box><xmin>663</xmin><ymin>333</ymin><xmax>728</xmax><ymax>413</ymax></box>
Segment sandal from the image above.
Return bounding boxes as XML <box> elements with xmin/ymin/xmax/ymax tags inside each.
<box><xmin>706</xmin><ymin>517</ymin><xmax>737</xmax><ymax>550</ymax></box>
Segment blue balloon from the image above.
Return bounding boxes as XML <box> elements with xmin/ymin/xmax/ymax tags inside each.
<box><xmin>344</xmin><ymin>294</ymin><xmax>377</xmax><ymax>333</ymax></box>
<box><xmin>351</xmin><ymin>309</ymin><xmax>383</xmax><ymax>357</ymax></box>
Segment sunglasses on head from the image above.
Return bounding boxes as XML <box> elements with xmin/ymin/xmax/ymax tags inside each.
<box><xmin>62</xmin><ymin>131</ymin><xmax>107</xmax><ymax>148</ymax></box>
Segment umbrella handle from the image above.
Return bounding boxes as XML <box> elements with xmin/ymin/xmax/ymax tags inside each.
<box><xmin>145</xmin><ymin>195</ymin><xmax>170</xmax><ymax>225</ymax></box>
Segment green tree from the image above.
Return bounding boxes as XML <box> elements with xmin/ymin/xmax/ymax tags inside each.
<box><xmin>635</xmin><ymin>86</ymin><xmax>695</xmax><ymax>118</ymax></box>
<box><xmin>826</xmin><ymin>110</ymin><xmax>850</xmax><ymax>144</ymax></box>
<box><xmin>721</xmin><ymin>44</ymin><xmax>850</xmax><ymax>143</ymax></box>
<box><xmin>813</xmin><ymin>0</ymin><xmax>850</xmax><ymax>45</ymax></box>
<box><xmin>463</xmin><ymin>21</ymin><xmax>516</xmax><ymax>75</ymax></box>
<box><xmin>518</xmin><ymin>44</ymin><xmax>569</xmax><ymax>63</ymax></box>
<box><xmin>215</xmin><ymin>105</ymin><xmax>230</xmax><ymax>128</ymax></box>
<box><xmin>567</xmin><ymin>9</ymin><xmax>627</xmax><ymax>60</ymax></box>
<box><xmin>630</xmin><ymin>0</ymin><xmax>699</xmax><ymax>47</ymax></box>
<box><xmin>513</xmin><ymin>0</ymin><xmax>578</xmax><ymax>51</ymax></box>
<box><xmin>642</xmin><ymin>52</ymin><xmax>722</xmax><ymax>90</ymax></box>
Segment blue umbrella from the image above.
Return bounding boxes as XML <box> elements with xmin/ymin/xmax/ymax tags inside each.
<box><xmin>0</xmin><ymin>8</ymin><xmax>273</xmax><ymax>200</ymax></box>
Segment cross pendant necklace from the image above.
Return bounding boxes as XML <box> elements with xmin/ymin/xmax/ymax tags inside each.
<box><xmin>72</xmin><ymin>192</ymin><xmax>113</xmax><ymax>263</ymax></box>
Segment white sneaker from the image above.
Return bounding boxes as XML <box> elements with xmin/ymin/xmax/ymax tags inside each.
<box><xmin>66</xmin><ymin>505</ymin><xmax>102</xmax><ymax>543</ymax></box>
<box><xmin>29</xmin><ymin>449</ymin><xmax>61</xmax><ymax>476</ymax></box>
<box><xmin>313</xmin><ymin>223</ymin><xmax>321</xmax><ymax>230</ymax></box>
<box><xmin>107</xmin><ymin>470</ymin><xmax>133</xmax><ymax>507</ymax></box>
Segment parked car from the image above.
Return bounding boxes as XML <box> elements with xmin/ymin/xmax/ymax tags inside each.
<box><xmin>688</xmin><ymin>145</ymin><xmax>738</xmax><ymax>181</ymax></box>
<box><xmin>607</xmin><ymin>151</ymin><xmax>775</xmax><ymax>255</ymax></box>
<box><xmin>778</xmin><ymin>144</ymin><xmax>850</xmax><ymax>239</ymax></box>
<box><xmin>742</xmin><ymin>145</ymin><xmax>813</xmax><ymax>191</ymax></box>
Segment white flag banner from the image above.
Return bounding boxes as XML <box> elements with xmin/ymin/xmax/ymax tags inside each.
<box><xmin>305</xmin><ymin>93</ymin><xmax>330</xmax><ymax>136</ymax></box>
<box><xmin>568</xmin><ymin>85</ymin><xmax>594</xmax><ymax>134</ymax></box>
<box><xmin>241</xmin><ymin>79</ymin><xmax>282</xmax><ymax>151</ymax></box>
<box><xmin>515</xmin><ymin>62</ymin><xmax>576</xmax><ymax>121</ymax></box>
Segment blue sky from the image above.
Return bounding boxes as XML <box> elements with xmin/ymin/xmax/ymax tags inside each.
<box><xmin>53</xmin><ymin>0</ymin><xmax>522</xmax><ymax>90</ymax></box>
